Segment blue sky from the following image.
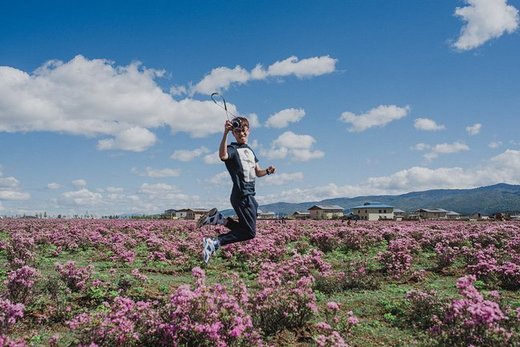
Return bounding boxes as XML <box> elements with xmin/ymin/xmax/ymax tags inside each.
<box><xmin>1</xmin><ymin>0</ymin><xmax>519</xmax><ymax>216</ymax></box>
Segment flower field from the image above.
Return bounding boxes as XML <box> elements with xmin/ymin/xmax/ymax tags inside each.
<box><xmin>1</xmin><ymin>218</ymin><xmax>520</xmax><ymax>346</ymax></box>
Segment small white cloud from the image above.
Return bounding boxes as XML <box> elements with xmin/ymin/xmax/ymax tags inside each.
<box><xmin>265</xmin><ymin>108</ymin><xmax>305</xmax><ymax>128</ymax></box>
<box><xmin>97</xmin><ymin>127</ymin><xmax>157</xmax><ymax>152</ymax></box>
<box><xmin>489</xmin><ymin>141</ymin><xmax>502</xmax><ymax>148</ymax></box>
<box><xmin>265</xmin><ymin>131</ymin><xmax>324</xmax><ymax>162</ymax></box>
<box><xmin>204</xmin><ymin>151</ymin><xmax>221</xmax><ymax>165</ymax></box>
<box><xmin>424</xmin><ymin>141</ymin><xmax>470</xmax><ymax>161</ymax></box>
<box><xmin>466</xmin><ymin>123</ymin><xmax>482</xmax><ymax>135</ymax></box>
<box><xmin>47</xmin><ymin>182</ymin><xmax>61</xmax><ymax>190</ymax></box>
<box><xmin>59</xmin><ymin>188</ymin><xmax>103</xmax><ymax>207</ymax></box>
<box><xmin>206</xmin><ymin>171</ymin><xmax>231</xmax><ymax>186</ymax></box>
<box><xmin>72</xmin><ymin>179</ymin><xmax>87</xmax><ymax>188</ymax></box>
<box><xmin>414</xmin><ymin>118</ymin><xmax>445</xmax><ymax>131</ymax></box>
<box><xmin>170</xmin><ymin>146</ymin><xmax>210</xmax><ymax>161</ymax></box>
<box><xmin>106</xmin><ymin>186</ymin><xmax>124</xmax><ymax>193</ymax></box>
<box><xmin>262</xmin><ymin>172</ymin><xmax>304</xmax><ymax>186</ymax></box>
<box><xmin>453</xmin><ymin>0</ymin><xmax>519</xmax><ymax>51</ymax></box>
<box><xmin>132</xmin><ymin>167</ymin><xmax>181</xmax><ymax>178</ymax></box>
<box><xmin>189</xmin><ymin>55</ymin><xmax>337</xmax><ymax>95</ymax></box>
<box><xmin>0</xmin><ymin>191</ymin><xmax>30</xmax><ymax>200</ymax></box>
<box><xmin>411</xmin><ymin>143</ymin><xmax>431</xmax><ymax>151</ymax></box>
<box><xmin>339</xmin><ymin>105</ymin><xmax>410</xmax><ymax>132</ymax></box>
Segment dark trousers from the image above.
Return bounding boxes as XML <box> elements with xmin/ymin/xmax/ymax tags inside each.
<box><xmin>218</xmin><ymin>194</ymin><xmax>258</xmax><ymax>246</ymax></box>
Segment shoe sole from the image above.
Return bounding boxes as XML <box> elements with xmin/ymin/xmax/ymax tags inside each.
<box><xmin>197</xmin><ymin>208</ymin><xmax>218</xmax><ymax>228</ymax></box>
<box><xmin>202</xmin><ymin>238</ymin><xmax>213</xmax><ymax>264</ymax></box>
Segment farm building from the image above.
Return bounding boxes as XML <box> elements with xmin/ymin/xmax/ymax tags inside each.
<box><xmin>351</xmin><ymin>202</ymin><xmax>394</xmax><ymax>221</ymax></box>
<box><xmin>447</xmin><ymin>211</ymin><xmax>461</xmax><ymax>220</ymax></box>
<box><xmin>170</xmin><ymin>208</ymin><xmax>212</xmax><ymax>220</ymax></box>
<box><xmin>258</xmin><ymin>211</ymin><xmax>277</xmax><ymax>220</ymax></box>
<box><xmin>416</xmin><ymin>208</ymin><xmax>449</xmax><ymax>220</ymax></box>
<box><xmin>292</xmin><ymin>211</ymin><xmax>311</xmax><ymax>220</ymax></box>
<box><xmin>307</xmin><ymin>205</ymin><xmax>345</xmax><ymax>220</ymax></box>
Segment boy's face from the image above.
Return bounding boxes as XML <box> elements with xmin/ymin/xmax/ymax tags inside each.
<box><xmin>232</xmin><ymin>126</ymin><xmax>249</xmax><ymax>144</ymax></box>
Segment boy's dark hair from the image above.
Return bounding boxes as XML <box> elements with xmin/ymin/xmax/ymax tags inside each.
<box><xmin>232</xmin><ymin>117</ymin><xmax>249</xmax><ymax>129</ymax></box>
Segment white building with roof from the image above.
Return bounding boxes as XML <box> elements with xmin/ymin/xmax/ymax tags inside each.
<box><xmin>307</xmin><ymin>205</ymin><xmax>345</xmax><ymax>220</ymax></box>
<box><xmin>351</xmin><ymin>202</ymin><xmax>394</xmax><ymax>221</ymax></box>
<box><xmin>416</xmin><ymin>208</ymin><xmax>449</xmax><ymax>220</ymax></box>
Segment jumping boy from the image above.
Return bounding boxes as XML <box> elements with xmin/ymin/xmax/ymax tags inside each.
<box><xmin>197</xmin><ymin>116</ymin><xmax>276</xmax><ymax>264</ymax></box>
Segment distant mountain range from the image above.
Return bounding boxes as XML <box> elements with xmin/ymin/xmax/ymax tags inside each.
<box><xmin>248</xmin><ymin>183</ymin><xmax>520</xmax><ymax>217</ymax></box>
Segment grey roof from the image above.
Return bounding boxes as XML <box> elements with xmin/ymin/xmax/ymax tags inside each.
<box><xmin>417</xmin><ymin>208</ymin><xmax>449</xmax><ymax>213</ymax></box>
<box><xmin>308</xmin><ymin>205</ymin><xmax>344</xmax><ymax>211</ymax></box>
<box><xmin>352</xmin><ymin>202</ymin><xmax>394</xmax><ymax>209</ymax></box>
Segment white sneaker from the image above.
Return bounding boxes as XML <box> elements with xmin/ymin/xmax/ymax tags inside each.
<box><xmin>197</xmin><ymin>208</ymin><xmax>219</xmax><ymax>228</ymax></box>
<box><xmin>203</xmin><ymin>237</ymin><xmax>216</xmax><ymax>264</ymax></box>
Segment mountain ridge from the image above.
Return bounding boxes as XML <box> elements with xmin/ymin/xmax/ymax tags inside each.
<box><xmin>252</xmin><ymin>183</ymin><xmax>520</xmax><ymax>216</ymax></box>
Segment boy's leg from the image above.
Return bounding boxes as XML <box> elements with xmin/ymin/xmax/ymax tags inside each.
<box><xmin>217</xmin><ymin>195</ymin><xmax>258</xmax><ymax>247</ymax></box>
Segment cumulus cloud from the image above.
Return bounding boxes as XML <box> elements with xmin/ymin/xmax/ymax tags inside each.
<box><xmin>489</xmin><ymin>141</ymin><xmax>502</xmax><ymax>148</ymax></box>
<box><xmin>466</xmin><ymin>123</ymin><xmax>482</xmax><ymax>135</ymax></box>
<box><xmin>413</xmin><ymin>141</ymin><xmax>470</xmax><ymax>161</ymax></box>
<box><xmin>58</xmin><ymin>188</ymin><xmax>104</xmax><ymax>207</ymax></box>
<box><xmin>453</xmin><ymin>0</ymin><xmax>519</xmax><ymax>51</ymax></box>
<box><xmin>72</xmin><ymin>179</ymin><xmax>87</xmax><ymax>188</ymax></box>
<box><xmin>47</xmin><ymin>183</ymin><xmax>61</xmax><ymax>190</ymax></box>
<box><xmin>131</xmin><ymin>167</ymin><xmax>181</xmax><ymax>178</ymax></box>
<box><xmin>0</xmin><ymin>168</ymin><xmax>30</xmax><ymax>201</ymax></box>
<box><xmin>170</xmin><ymin>146</ymin><xmax>210</xmax><ymax>161</ymax></box>
<box><xmin>204</xmin><ymin>151</ymin><xmax>222</xmax><ymax>165</ymax></box>
<box><xmin>190</xmin><ymin>55</ymin><xmax>337</xmax><ymax>95</ymax></box>
<box><xmin>265</xmin><ymin>108</ymin><xmax>305</xmax><ymax>128</ymax></box>
<box><xmin>414</xmin><ymin>118</ymin><xmax>445</xmax><ymax>131</ymax></box>
<box><xmin>97</xmin><ymin>127</ymin><xmax>157</xmax><ymax>152</ymax></box>
<box><xmin>0</xmin><ymin>55</ymin><xmax>235</xmax><ymax>149</ymax></box>
<box><xmin>262</xmin><ymin>172</ymin><xmax>304</xmax><ymax>186</ymax></box>
<box><xmin>258</xmin><ymin>149</ymin><xmax>520</xmax><ymax>204</ymax></box>
<box><xmin>264</xmin><ymin>131</ymin><xmax>324</xmax><ymax>162</ymax></box>
<box><xmin>339</xmin><ymin>105</ymin><xmax>410</xmax><ymax>132</ymax></box>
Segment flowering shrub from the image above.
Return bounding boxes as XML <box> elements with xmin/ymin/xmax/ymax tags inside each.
<box><xmin>378</xmin><ymin>238</ymin><xmax>418</xmax><ymax>279</ymax></box>
<box><xmin>68</xmin><ymin>296</ymin><xmax>160</xmax><ymax>346</ymax></box>
<box><xmin>55</xmin><ymin>261</ymin><xmax>93</xmax><ymax>292</ymax></box>
<box><xmin>159</xmin><ymin>267</ymin><xmax>262</xmax><ymax>346</ymax></box>
<box><xmin>430</xmin><ymin>275</ymin><xmax>511</xmax><ymax>346</ymax></box>
<box><xmin>4</xmin><ymin>232</ymin><xmax>35</xmax><ymax>269</ymax></box>
<box><xmin>0</xmin><ymin>299</ymin><xmax>24</xmax><ymax>334</ymax></box>
<box><xmin>404</xmin><ymin>290</ymin><xmax>445</xmax><ymax>330</ymax></box>
<box><xmin>5</xmin><ymin>265</ymin><xmax>39</xmax><ymax>304</ymax></box>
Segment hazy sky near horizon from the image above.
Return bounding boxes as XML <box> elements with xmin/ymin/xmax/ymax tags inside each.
<box><xmin>1</xmin><ymin>0</ymin><xmax>520</xmax><ymax>216</ymax></box>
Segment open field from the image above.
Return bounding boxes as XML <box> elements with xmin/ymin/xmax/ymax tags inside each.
<box><xmin>1</xmin><ymin>218</ymin><xmax>520</xmax><ymax>346</ymax></box>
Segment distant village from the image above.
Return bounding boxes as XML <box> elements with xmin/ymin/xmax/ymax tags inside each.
<box><xmin>164</xmin><ymin>202</ymin><xmax>520</xmax><ymax>222</ymax></box>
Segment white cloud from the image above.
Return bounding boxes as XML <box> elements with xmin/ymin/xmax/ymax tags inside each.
<box><xmin>453</xmin><ymin>0</ymin><xmax>519</xmax><ymax>51</ymax></box>
<box><xmin>489</xmin><ymin>141</ymin><xmax>502</xmax><ymax>148</ymax></box>
<box><xmin>414</xmin><ymin>118</ymin><xmax>445</xmax><ymax>131</ymax></box>
<box><xmin>466</xmin><ymin>123</ymin><xmax>482</xmax><ymax>135</ymax></box>
<box><xmin>265</xmin><ymin>108</ymin><xmax>305</xmax><ymax>128</ymax></box>
<box><xmin>97</xmin><ymin>127</ymin><xmax>157</xmax><ymax>152</ymax></box>
<box><xmin>204</xmin><ymin>151</ymin><xmax>222</xmax><ymax>165</ymax></box>
<box><xmin>206</xmin><ymin>171</ymin><xmax>231</xmax><ymax>186</ymax></box>
<box><xmin>106</xmin><ymin>187</ymin><xmax>124</xmax><ymax>193</ymax></box>
<box><xmin>47</xmin><ymin>182</ymin><xmax>61</xmax><ymax>190</ymax></box>
<box><xmin>0</xmin><ymin>55</ymin><xmax>234</xmax><ymax>148</ymax></box>
<box><xmin>262</xmin><ymin>172</ymin><xmax>304</xmax><ymax>186</ymax></box>
<box><xmin>132</xmin><ymin>167</ymin><xmax>181</xmax><ymax>178</ymax></box>
<box><xmin>265</xmin><ymin>55</ymin><xmax>337</xmax><ymax>78</ymax></box>
<box><xmin>58</xmin><ymin>188</ymin><xmax>104</xmax><ymax>207</ymax></box>
<box><xmin>422</xmin><ymin>141</ymin><xmax>470</xmax><ymax>161</ymax></box>
<box><xmin>190</xmin><ymin>55</ymin><xmax>337</xmax><ymax>95</ymax></box>
<box><xmin>339</xmin><ymin>105</ymin><xmax>410</xmax><ymax>132</ymax></box>
<box><xmin>72</xmin><ymin>179</ymin><xmax>87</xmax><ymax>188</ymax></box>
<box><xmin>0</xmin><ymin>176</ymin><xmax>19</xmax><ymax>188</ymax></box>
<box><xmin>0</xmin><ymin>169</ymin><xmax>30</xmax><ymax>201</ymax></box>
<box><xmin>264</xmin><ymin>131</ymin><xmax>324</xmax><ymax>162</ymax></box>
<box><xmin>0</xmin><ymin>191</ymin><xmax>30</xmax><ymax>200</ymax></box>
<box><xmin>170</xmin><ymin>146</ymin><xmax>210</xmax><ymax>161</ymax></box>
<box><xmin>259</xmin><ymin>149</ymin><xmax>520</xmax><ymax>203</ymax></box>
